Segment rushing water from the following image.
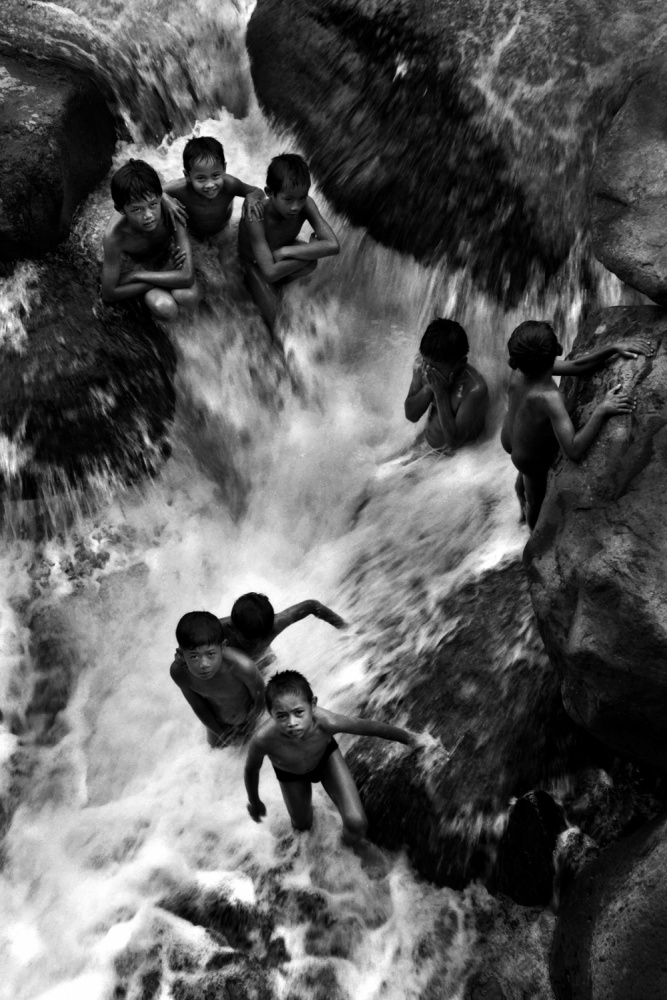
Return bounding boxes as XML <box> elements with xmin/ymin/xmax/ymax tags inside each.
<box><xmin>0</xmin><ymin>5</ymin><xmax>638</xmax><ymax>999</ymax></box>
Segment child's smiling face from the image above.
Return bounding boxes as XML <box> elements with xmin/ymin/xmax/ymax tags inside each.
<box><xmin>186</xmin><ymin>156</ymin><xmax>226</xmax><ymax>200</ymax></box>
<box><xmin>270</xmin><ymin>692</ymin><xmax>315</xmax><ymax>739</ymax></box>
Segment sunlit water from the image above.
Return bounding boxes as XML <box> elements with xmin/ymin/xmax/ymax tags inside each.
<box><xmin>0</xmin><ymin>7</ymin><xmax>637</xmax><ymax>999</ymax></box>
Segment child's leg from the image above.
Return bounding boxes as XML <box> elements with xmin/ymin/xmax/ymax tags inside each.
<box><xmin>524</xmin><ymin>471</ymin><xmax>548</xmax><ymax>530</ymax></box>
<box><xmin>278</xmin><ymin>779</ymin><xmax>314</xmax><ymax>832</ymax></box>
<box><xmin>321</xmin><ymin>749</ymin><xmax>368</xmax><ymax>846</ymax></box>
<box><xmin>173</xmin><ymin>280</ymin><xmax>202</xmax><ymax>311</ymax></box>
<box><xmin>281</xmin><ymin>260</ymin><xmax>317</xmax><ymax>285</ymax></box>
<box><xmin>242</xmin><ymin>262</ymin><xmax>281</xmax><ymax>334</ymax></box>
<box><xmin>144</xmin><ymin>288</ymin><xmax>179</xmax><ymax>322</ymax></box>
<box><xmin>515</xmin><ymin>472</ymin><xmax>527</xmax><ymax>523</ymax></box>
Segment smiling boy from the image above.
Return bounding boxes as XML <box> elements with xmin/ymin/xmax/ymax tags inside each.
<box><xmin>238</xmin><ymin>152</ymin><xmax>340</xmax><ymax>338</ymax></box>
<box><xmin>101</xmin><ymin>159</ymin><xmax>200</xmax><ymax>322</ymax></box>
<box><xmin>404</xmin><ymin>318</ymin><xmax>489</xmax><ymax>451</ymax></box>
<box><xmin>244</xmin><ymin>670</ymin><xmax>419</xmax><ymax>845</ymax></box>
<box><xmin>171</xmin><ymin>611</ymin><xmax>265</xmax><ymax>748</ymax></box>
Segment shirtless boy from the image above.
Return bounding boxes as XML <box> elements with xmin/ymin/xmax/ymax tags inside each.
<box><xmin>404</xmin><ymin>318</ymin><xmax>489</xmax><ymax>450</ymax></box>
<box><xmin>245</xmin><ymin>670</ymin><xmax>418</xmax><ymax>845</ymax></box>
<box><xmin>500</xmin><ymin>320</ymin><xmax>652</xmax><ymax>530</ymax></box>
<box><xmin>101</xmin><ymin>159</ymin><xmax>200</xmax><ymax>322</ymax></box>
<box><xmin>238</xmin><ymin>153</ymin><xmax>340</xmax><ymax>338</ymax></box>
<box><xmin>171</xmin><ymin>611</ymin><xmax>265</xmax><ymax>748</ymax></box>
<box><xmin>163</xmin><ymin>136</ymin><xmax>264</xmax><ymax>255</ymax></box>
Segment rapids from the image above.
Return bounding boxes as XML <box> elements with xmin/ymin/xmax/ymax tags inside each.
<box><xmin>0</xmin><ymin>4</ymin><xmax>638</xmax><ymax>998</ymax></box>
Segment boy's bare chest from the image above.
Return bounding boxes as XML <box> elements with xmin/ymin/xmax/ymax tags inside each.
<box><xmin>120</xmin><ymin>223</ymin><xmax>171</xmax><ymax>260</ymax></box>
<box><xmin>188</xmin><ymin>669</ymin><xmax>247</xmax><ymax>705</ymax></box>
<box><xmin>267</xmin><ymin>729</ymin><xmax>331</xmax><ymax>772</ymax></box>
<box><xmin>186</xmin><ymin>191</ymin><xmax>233</xmax><ymax>235</ymax></box>
<box><xmin>265</xmin><ymin>214</ymin><xmax>305</xmax><ymax>250</ymax></box>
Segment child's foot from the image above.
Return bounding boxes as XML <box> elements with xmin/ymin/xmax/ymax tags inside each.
<box><xmin>351</xmin><ymin>839</ymin><xmax>389</xmax><ymax>878</ymax></box>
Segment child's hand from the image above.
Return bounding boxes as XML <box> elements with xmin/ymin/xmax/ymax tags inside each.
<box><xmin>247</xmin><ymin>800</ymin><xmax>266</xmax><ymax>822</ymax></box>
<box><xmin>245</xmin><ymin>191</ymin><xmax>266</xmax><ymax>223</ymax></box>
<box><xmin>162</xmin><ymin>194</ymin><xmax>188</xmax><ymax>227</ymax></box>
<box><xmin>422</xmin><ymin>364</ymin><xmax>450</xmax><ymax>394</ymax></box>
<box><xmin>614</xmin><ymin>338</ymin><xmax>654</xmax><ymax>359</ymax></box>
<box><xmin>173</xmin><ymin>247</ymin><xmax>188</xmax><ymax>269</ymax></box>
<box><xmin>599</xmin><ymin>384</ymin><xmax>636</xmax><ymax>416</ymax></box>
<box><xmin>314</xmin><ymin>604</ymin><xmax>347</xmax><ymax>629</ymax></box>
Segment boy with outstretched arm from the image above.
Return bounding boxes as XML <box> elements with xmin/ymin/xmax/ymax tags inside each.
<box><xmin>404</xmin><ymin>318</ymin><xmax>489</xmax><ymax>451</ymax></box>
<box><xmin>163</xmin><ymin>136</ymin><xmax>264</xmax><ymax>254</ymax></box>
<box><xmin>171</xmin><ymin>611</ymin><xmax>265</xmax><ymax>748</ymax></box>
<box><xmin>101</xmin><ymin>159</ymin><xmax>201</xmax><ymax>322</ymax></box>
<box><xmin>238</xmin><ymin>152</ymin><xmax>340</xmax><ymax>339</ymax></box>
<box><xmin>245</xmin><ymin>670</ymin><xmax>419</xmax><ymax>845</ymax></box>
<box><xmin>500</xmin><ymin>320</ymin><xmax>652</xmax><ymax>530</ymax></box>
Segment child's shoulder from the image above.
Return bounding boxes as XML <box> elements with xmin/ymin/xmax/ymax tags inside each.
<box><xmin>103</xmin><ymin>212</ymin><xmax>126</xmax><ymax>245</ymax></box>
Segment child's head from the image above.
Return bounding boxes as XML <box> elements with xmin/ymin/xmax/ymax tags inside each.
<box><xmin>231</xmin><ymin>593</ymin><xmax>275</xmax><ymax>641</ymax></box>
<box><xmin>176</xmin><ymin>611</ymin><xmax>225</xmax><ymax>679</ymax></box>
<box><xmin>265</xmin><ymin>669</ymin><xmax>314</xmax><ymax>712</ymax></box>
<box><xmin>508</xmin><ymin>321</ymin><xmax>563</xmax><ymax>377</ymax></box>
<box><xmin>420</xmin><ymin>318</ymin><xmax>469</xmax><ymax>382</ymax></box>
<box><xmin>183</xmin><ymin>137</ymin><xmax>226</xmax><ymax>199</ymax></box>
<box><xmin>111</xmin><ymin>159</ymin><xmax>162</xmax><ymax>213</ymax></box>
<box><xmin>265</xmin><ymin>153</ymin><xmax>310</xmax><ymax>217</ymax></box>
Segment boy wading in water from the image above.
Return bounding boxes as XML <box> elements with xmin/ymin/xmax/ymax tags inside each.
<box><xmin>244</xmin><ymin>671</ymin><xmax>419</xmax><ymax>845</ymax></box>
<box><xmin>238</xmin><ymin>152</ymin><xmax>340</xmax><ymax>340</ymax></box>
<box><xmin>404</xmin><ymin>318</ymin><xmax>489</xmax><ymax>451</ymax></box>
<box><xmin>501</xmin><ymin>320</ymin><xmax>651</xmax><ymax>530</ymax></box>
<box><xmin>101</xmin><ymin>159</ymin><xmax>201</xmax><ymax>322</ymax></box>
<box><xmin>171</xmin><ymin>611</ymin><xmax>265</xmax><ymax>748</ymax></box>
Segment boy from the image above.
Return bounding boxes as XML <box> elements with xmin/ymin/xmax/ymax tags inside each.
<box><xmin>163</xmin><ymin>136</ymin><xmax>264</xmax><ymax>251</ymax></box>
<box><xmin>238</xmin><ymin>153</ymin><xmax>340</xmax><ymax>338</ymax></box>
<box><xmin>245</xmin><ymin>670</ymin><xmax>419</xmax><ymax>845</ymax></box>
<box><xmin>171</xmin><ymin>611</ymin><xmax>265</xmax><ymax>748</ymax></box>
<box><xmin>500</xmin><ymin>320</ymin><xmax>652</xmax><ymax>530</ymax></box>
<box><xmin>101</xmin><ymin>159</ymin><xmax>201</xmax><ymax>322</ymax></box>
<box><xmin>404</xmin><ymin>318</ymin><xmax>489</xmax><ymax>451</ymax></box>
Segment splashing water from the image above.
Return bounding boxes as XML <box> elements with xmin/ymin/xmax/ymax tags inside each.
<box><xmin>0</xmin><ymin>12</ymin><xmax>639</xmax><ymax>1000</ymax></box>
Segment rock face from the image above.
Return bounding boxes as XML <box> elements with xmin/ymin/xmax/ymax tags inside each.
<box><xmin>247</xmin><ymin>0</ymin><xmax>667</xmax><ymax>302</ymax></box>
<box><xmin>590</xmin><ymin>60</ymin><xmax>667</xmax><ymax>303</ymax></box>
<box><xmin>525</xmin><ymin>306</ymin><xmax>667</xmax><ymax>770</ymax></box>
<box><xmin>551</xmin><ymin>810</ymin><xmax>667</xmax><ymax>1000</ymax></box>
<box><xmin>0</xmin><ymin>55</ymin><xmax>116</xmax><ymax>261</ymax></box>
<box><xmin>0</xmin><ymin>247</ymin><xmax>176</xmax><ymax>513</ymax></box>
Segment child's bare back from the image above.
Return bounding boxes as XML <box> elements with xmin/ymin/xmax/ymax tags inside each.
<box><xmin>501</xmin><ymin>375</ymin><xmax>561</xmax><ymax>476</ymax></box>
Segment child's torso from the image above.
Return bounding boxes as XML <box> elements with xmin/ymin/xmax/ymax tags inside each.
<box><xmin>187</xmin><ymin>666</ymin><xmax>252</xmax><ymax>724</ymax></box>
<box><xmin>118</xmin><ymin>215</ymin><xmax>173</xmax><ymax>267</ymax></box>
<box><xmin>180</xmin><ymin>185</ymin><xmax>234</xmax><ymax>238</ymax></box>
<box><xmin>423</xmin><ymin>364</ymin><xmax>478</xmax><ymax>447</ymax></box>
<box><xmin>264</xmin><ymin>717</ymin><xmax>333</xmax><ymax>774</ymax></box>
<box><xmin>502</xmin><ymin>378</ymin><xmax>559</xmax><ymax>470</ymax></box>
<box><xmin>238</xmin><ymin>210</ymin><xmax>306</xmax><ymax>262</ymax></box>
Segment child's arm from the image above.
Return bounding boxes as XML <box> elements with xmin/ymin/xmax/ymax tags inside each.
<box><xmin>404</xmin><ymin>364</ymin><xmax>433</xmax><ymax>422</ymax></box>
<box><xmin>226</xmin><ymin>176</ymin><xmax>265</xmax><ymax>221</ymax></box>
<box><xmin>553</xmin><ymin>338</ymin><xmax>653</xmax><ymax>375</ymax></box>
<box><xmin>101</xmin><ymin>228</ymin><xmax>153</xmax><ymax>302</ymax></box>
<box><xmin>169</xmin><ymin>662</ymin><xmax>230</xmax><ymax>740</ymax></box>
<box><xmin>273</xmin><ymin>198</ymin><xmax>340</xmax><ymax>262</ymax></box>
<box><xmin>128</xmin><ymin>222</ymin><xmax>195</xmax><ymax>290</ymax></box>
<box><xmin>326</xmin><ymin>709</ymin><xmax>419</xmax><ymax>747</ymax></box>
<box><xmin>423</xmin><ymin>365</ymin><xmax>488</xmax><ymax>448</ymax></box>
<box><xmin>247</xmin><ymin>220</ymin><xmax>314</xmax><ymax>283</ymax></box>
<box><xmin>244</xmin><ymin>737</ymin><xmax>267</xmax><ymax>821</ymax></box>
<box><xmin>162</xmin><ymin>181</ymin><xmax>189</xmax><ymax>227</ymax></box>
<box><xmin>226</xmin><ymin>647</ymin><xmax>266</xmax><ymax>714</ymax></box>
<box><xmin>271</xmin><ymin>600</ymin><xmax>347</xmax><ymax>639</ymax></box>
<box><xmin>548</xmin><ymin>383</ymin><xmax>634</xmax><ymax>461</ymax></box>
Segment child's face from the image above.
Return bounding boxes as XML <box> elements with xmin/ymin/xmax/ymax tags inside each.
<box><xmin>270</xmin><ymin>692</ymin><xmax>315</xmax><ymax>739</ymax></box>
<box><xmin>186</xmin><ymin>156</ymin><xmax>226</xmax><ymax>200</ymax></box>
<box><xmin>267</xmin><ymin>182</ymin><xmax>309</xmax><ymax>219</ymax></box>
<box><xmin>181</xmin><ymin>643</ymin><xmax>224</xmax><ymax>680</ymax></box>
<box><xmin>121</xmin><ymin>193</ymin><xmax>162</xmax><ymax>233</ymax></box>
<box><xmin>422</xmin><ymin>354</ymin><xmax>467</xmax><ymax>386</ymax></box>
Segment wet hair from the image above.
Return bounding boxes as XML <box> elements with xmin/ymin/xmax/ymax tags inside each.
<box><xmin>176</xmin><ymin>611</ymin><xmax>224</xmax><ymax>650</ymax></box>
<box><xmin>111</xmin><ymin>159</ymin><xmax>162</xmax><ymax>210</ymax></box>
<box><xmin>265</xmin><ymin>670</ymin><xmax>314</xmax><ymax>712</ymax></box>
<box><xmin>508</xmin><ymin>321</ymin><xmax>563</xmax><ymax>377</ymax></box>
<box><xmin>419</xmin><ymin>318</ymin><xmax>469</xmax><ymax>363</ymax></box>
<box><xmin>231</xmin><ymin>593</ymin><xmax>275</xmax><ymax>640</ymax></box>
<box><xmin>266</xmin><ymin>153</ymin><xmax>311</xmax><ymax>195</ymax></box>
<box><xmin>183</xmin><ymin>136</ymin><xmax>226</xmax><ymax>173</ymax></box>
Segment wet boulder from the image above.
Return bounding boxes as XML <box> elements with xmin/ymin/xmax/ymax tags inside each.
<box><xmin>247</xmin><ymin>0</ymin><xmax>667</xmax><ymax>303</ymax></box>
<box><xmin>590</xmin><ymin>60</ymin><xmax>667</xmax><ymax>302</ymax></box>
<box><xmin>0</xmin><ymin>55</ymin><xmax>116</xmax><ymax>260</ymax></box>
<box><xmin>551</xmin><ymin>810</ymin><xmax>667</xmax><ymax>1000</ymax></box>
<box><xmin>525</xmin><ymin>306</ymin><xmax>667</xmax><ymax>770</ymax></box>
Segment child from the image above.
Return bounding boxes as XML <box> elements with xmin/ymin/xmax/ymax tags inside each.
<box><xmin>238</xmin><ymin>152</ymin><xmax>340</xmax><ymax>338</ymax></box>
<box><xmin>404</xmin><ymin>318</ymin><xmax>489</xmax><ymax>451</ymax></box>
<box><xmin>163</xmin><ymin>136</ymin><xmax>264</xmax><ymax>251</ymax></box>
<box><xmin>245</xmin><ymin>670</ymin><xmax>418</xmax><ymax>845</ymax></box>
<box><xmin>101</xmin><ymin>159</ymin><xmax>201</xmax><ymax>322</ymax></box>
<box><xmin>500</xmin><ymin>320</ymin><xmax>651</xmax><ymax>530</ymax></box>
<box><xmin>171</xmin><ymin>611</ymin><xmax>265</xmax><ymax>748</ymax></box>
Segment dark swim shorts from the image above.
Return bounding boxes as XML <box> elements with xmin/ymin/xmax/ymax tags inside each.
<box><xmin>273</xmin><ymin>738</ymin><xmax>339</xmax><ymax>784</ymax></box>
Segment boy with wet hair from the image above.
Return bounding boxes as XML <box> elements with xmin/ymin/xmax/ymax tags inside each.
<box><xmin>238</xmin><ymin>152</ymin><xmax>340</xmax><ymax>339</ymax></box>
<box><xmin>101</xmin><ymin>158</ymin><xmax>201</xmax><ymax>322</ymax></box>
<box><xmin>244</xmin><ymin>670</ymin><xmax>419</xmax><ymax>845</ymax></box>
<box><xmin>404</xmin><ymin>317</ymin><xmax>489</xmax><ymax>450</ymax></box>
<box><xmin>162</xmin><ymin>136</ymin><xmax>264</xmax><ymax>252</ymax></box>
<box><xmin>501</xmin><ymin>320</ymin><xmax>652</xmax><ymax>530</ymax></box>
<box><xmin>171</xmin><ymin>610</ymin><xmax>265</xmax><ymax>748</ymax></box>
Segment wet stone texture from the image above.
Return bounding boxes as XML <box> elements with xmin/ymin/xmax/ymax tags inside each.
<box><xmin>525</xmin><ymin>307</ymin><xmax>667</xmax><ymax>770</ymax></box>
<box><xmin>0</xmin><ymin>245</ymin><xmax>176</xmax><ymax>510</ymax></box>
<box><xmin>247</xmin><ymin>0</ymin><xmax>667</xmax><ymax>303</ymax></box>
<box><xmin>0</xmin><ymin>54</ymin><xmax>116</xmax><ymax>261</ymax></box>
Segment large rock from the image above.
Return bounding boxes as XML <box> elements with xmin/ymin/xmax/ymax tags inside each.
<box><xmin>0</xmin><ymin>55</ymin><xmax>116</xmax><ymax>261</ymax></box>
<box><xmin>525</xmin><ymin>306</ymin><xmax>667</xmax><ymax>770</ymax></box>
<box><xmin>0</xmin><ymin>246</ymin><xmax>176</xmax><ymax>511</ymax></box>
<box><xmin>247</xmin><ymin>0</ymin><xmax>667</xmax><ymax>302</ymax></box>
<box><xmin>590</xmin><ymin>60</ymin><xmax>667</xmax><ymax>302</ymax></box>
<box><xmin>551</xmin><ymin>810</ymin><xmax>667</xmax><ymax>1000</ymax></box>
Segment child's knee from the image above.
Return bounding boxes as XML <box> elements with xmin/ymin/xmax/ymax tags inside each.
<box><xmin>146</xmin><ymin>290</ymin><xmax>178</xmax><ymax>321</ymax></box>
<box><xmin>174</xmin><ymin>283</ymin><xmax>201</xmax><ymax>309</ymax></box>
<box><xmin>342</xmin><ymin>811</ymin><xmax>368</xmax><ymax>842</ymax></box>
